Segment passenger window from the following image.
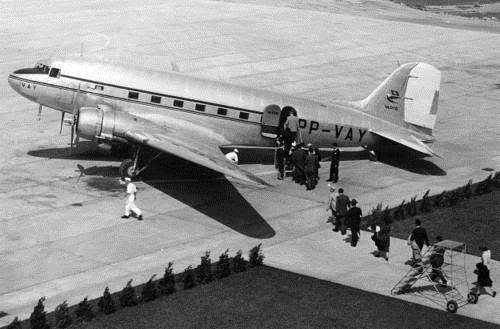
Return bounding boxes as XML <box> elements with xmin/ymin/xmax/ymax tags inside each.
<box><xmin>239</xmin><ymin>112</ymin><xmax>249</xmax><ymax>120</ymax></box>
<box><xmin>195</xmin><ymin>104</ymin><xmax>205</xmax><ymax>112</ymax></box>
<box><xmin>217</xmin><ymin>107</ymin><xmax>227</xmax><ymax>115</ymax></box>
<box><xmin>128</xmin><ymin>91</ymin><xmax>139</xmax><ymax>99</ymax></box>
<box><xmin>151</xmin><ymin>95</ymin><xmax>161</xmax><ymax>104</ymax></box>
<box><xmin>49</xmin><ymin>68</ymin><xmax>60</xmax><ymax>78</ymax></box>
<box><xmin>173</xmin><ymin>100</ymin><xmax>184</xmax><ymax>108</ymax></box>
<box><xmin>96</xmin><ymin>85</ymin><xmax>104</xmax><ymax>91</ymax></box>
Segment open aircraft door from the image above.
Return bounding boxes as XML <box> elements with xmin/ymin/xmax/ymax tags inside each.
<box><xmin>261</xmin><ymin>104</ymin><xmax>281</xmax><ymax>138</ymax></box>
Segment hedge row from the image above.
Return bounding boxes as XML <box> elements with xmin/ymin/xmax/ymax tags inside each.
<box><xmin>5</xmin><ymin>245</ymin><xmax>265</xmax><ymax>329</ymax></box>
<box><xmin>362</xmin><ymin>172</ymin><xmax>499</xmax><ymax>229</ymax></box>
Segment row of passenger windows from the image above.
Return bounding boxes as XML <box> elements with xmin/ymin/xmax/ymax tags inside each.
<box><xmin>126</xmin><ymin>90</ymin><xmax>251</xmax><ymax>120</ymax></box>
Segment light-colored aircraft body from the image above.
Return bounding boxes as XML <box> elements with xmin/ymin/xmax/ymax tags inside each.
<box><xmin>8</xmin><ymin>58</ymin><xmax>441</xmax><ymax>185</ymax></box>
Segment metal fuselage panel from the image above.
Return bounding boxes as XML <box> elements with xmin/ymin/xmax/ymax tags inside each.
<box><xmin>8</xmin><ymin>58</ymin><xmax>401</xmax><ymax>149</ymax></box>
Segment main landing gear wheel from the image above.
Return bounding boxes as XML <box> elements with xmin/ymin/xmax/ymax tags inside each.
<box><xmin>119</xmin><ymin>159</ymin><xmax>136</xmax><ymax>178</ymax></box>
<box><xmin>446</xmin><ymin>300</ymin><xmax>458</xmax><ymax>313</ymax></box>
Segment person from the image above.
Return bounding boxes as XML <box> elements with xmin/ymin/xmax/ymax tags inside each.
<box><xmin>408</xmin><ymin>219</ymin><xmax>429</xmax><ymax>266</ymax></box>
<box><xmin>313</xmin><ymin>147</ymin><xmax>321</xmax><ymax>180</ymax></box>
<box><xmin>377</xmin><ymin>217</ymin><xmax>391</xmax><ymax>261</ymax></box>
<box><xmin>346</xmin><ymin>199</ymin><xmax>362</xmax><ymax>247</ymax></box>
<box><xmin>326</xmin><ymin>184</ymin><xmax>336</xmax><ymax>224</ymax></box>
<box><xmin>225</xmin><ymin>148</ymin><xmax>239</xmax><ymax>164</ymax></box>
<box><xmin>275</xmin><ymin>140</ymin><xmax>285</xmax><ymax>180</ymax></box>
<box><xmin>290</xmin><ymin>143</ymin><xmax>306</xmax><ymax>185</ymax></box>
<box><xmin>304</xmin><ymin>144</ymin><xmax>318</xmax><ymax>190</ymax></box>
<box><xmin>429</xmin><ymin>235</ymin><xmax>447</xmax><ymax>285</ymax></box>
<box><xmin>284</xmin><ymin>111</ymin><xmax>300</xmax><ymax>143</ymax></box>
<box><xmin>473</xmin><ymin>260</ymin><xmax>496</xmax><ymax>298</ymax></box>
<box><xmin>334</xmin><ymin>188</ymin><xmax>350</xmax><ymax>234</ymax></box>
<box><xmin>327</xmin><ymin>143</ymin><xmax>340</xmax><ymax>182</ymax></box>
<box><xmin>121</xmin><ymin>177</ymin><xmax>143</xmax><ymax>221</ymax></box>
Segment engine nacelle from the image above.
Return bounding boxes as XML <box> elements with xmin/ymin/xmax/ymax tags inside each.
<box><xmin>76</xmin><ymin>104</ymin><xmax>128</xmax><ymax>143</ymax></box>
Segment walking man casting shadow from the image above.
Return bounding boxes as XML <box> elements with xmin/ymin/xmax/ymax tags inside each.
<box><xmin>121</xmin><ymin>177</ymin><xmax>143</xmax><ymax>221</ymax></box>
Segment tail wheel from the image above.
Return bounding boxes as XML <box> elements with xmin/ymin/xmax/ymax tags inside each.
<box><xmin>119</xmin><ymin>159</ymin><xmax>136</xmax><ymax>178</ymax></box>
<box><xmin>446</xmin><ymin>300</ymin><xmax>458</xmax><ymax>313</ymax></box>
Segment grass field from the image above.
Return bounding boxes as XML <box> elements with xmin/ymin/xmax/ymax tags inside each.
<box><xmin>390</xmin><ymin>190</ymin><xmax>500</xmax><ymax>259</ymax></box>
<box><xmin>64</xmin><ymin>266</ymin><xmax>499</xmax><ymax>329</ymax></box>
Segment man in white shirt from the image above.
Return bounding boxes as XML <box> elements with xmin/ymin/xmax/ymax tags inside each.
<box><xmin>225</xmin><ymin>148</ymin><xmax>239</xmax><ymax>164</ymax></box>
<box><xmin>121</xmin><ymin>177</ymin><xmax>143</xmax><ymax>221</ymax></box>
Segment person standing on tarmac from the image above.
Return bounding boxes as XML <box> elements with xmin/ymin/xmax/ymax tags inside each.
<box><xmin>276</xmin><ymin>140</ymin><xmax>286</xmax><ymax>180</ymax></box>
<box><xmin>327</xmin><ymin>143</ymin><xmax>340</xmax><ymax>182</ymax></box>
<box><xmin>121</xmin><ymin>177</ymin><xmax>143</xmax><ymax>221</ymax></box>
<box><xmin>334</xmin><ymin>188</ymin><xmax>350</xmax><ymax>234</ymax></box>
<box><xmin>346</xmin><ymin>199</ymin><xmax>362</xmax><ymax>247</ymax></box>
<box><xmin>291</xmin><ymin>143</ymin><xmax>306</xmax><ymax>185</ymax></box>
<box><xmin>304</xmin><ymin>144</ymin><xmax>318</xmax><ymax>190</ymax></box>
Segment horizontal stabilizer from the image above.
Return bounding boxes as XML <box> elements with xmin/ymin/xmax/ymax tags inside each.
<box><xmin>371</xmin><ymin>130</ymin><xmax>441</xmax><ymax>158</ymax></box>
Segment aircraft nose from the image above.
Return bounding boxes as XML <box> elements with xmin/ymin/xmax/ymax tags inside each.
<box><xmin>8</xmin><ymin>72</ymin><xmax>21</xmax><ymax>93</ymax></box>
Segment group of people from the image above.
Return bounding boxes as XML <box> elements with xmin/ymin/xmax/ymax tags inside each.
<box><xmin>326</xmin><ymin>186</ymin><xmax>362</xmax><ymax>247</ymax></box>
<box><xmin>398</xmin><ymin>219</ymin><xmax>496</xmax><ymax>298</ymax></box>
<box><xmin>276</xmin><ymin>140</ymin><xmax>322</xmax><ymax>190</ymax></box>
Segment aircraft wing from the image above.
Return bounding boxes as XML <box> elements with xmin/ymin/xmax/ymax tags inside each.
<box><xmin>371</xmin><ymin>130</ymin><xmax>442</xmax><ymax>158</ymax></box>
<box><xmin>122</xmin><ymin>117</ymin><xmax>269</xmax><ymax>186</ymax></box>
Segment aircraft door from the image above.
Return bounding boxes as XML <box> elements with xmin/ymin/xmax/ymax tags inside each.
<box><xmin>261</xmin><ymin>104</ymin><xmax>281</xmax><ymax>138</ymax></box>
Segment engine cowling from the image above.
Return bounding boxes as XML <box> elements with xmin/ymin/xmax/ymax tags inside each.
<box><xmin>76</xmin><ymin>104</ymin><xmax>121</xmax><ymax>142</ymax></box>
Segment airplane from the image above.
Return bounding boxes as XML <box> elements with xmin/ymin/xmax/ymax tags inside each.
<box><xmin>8</xmin><ymin>58</ymin><xmax>441</xmax><ymax>185</ymax></box>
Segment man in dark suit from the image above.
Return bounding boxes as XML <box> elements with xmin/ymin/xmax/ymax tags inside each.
<box><xmin>327</xmin><ymin>143</ymin><xmax>340</xmax><ymax>182</ymax></box>
<box><xmin>290</xmin><ymin>143</ymin><xmax>306</xmax><ymax>185</ymax></box>
<box><xmin>346</xmin><ymin>199</ymin><xmax>362</xmax><ymax>246</ymax></box>
<box><xmin>334</xmin><ymin>188</ymin><xmax>350</xmax><ymax>234</ymax></box>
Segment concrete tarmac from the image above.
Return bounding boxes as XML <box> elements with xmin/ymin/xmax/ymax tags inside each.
<box><xmin>1</xmin><ymin>0</ymin><xmax>499</xmax><ymax>325</ymax></box>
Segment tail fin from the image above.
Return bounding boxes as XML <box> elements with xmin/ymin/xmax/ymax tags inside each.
<box><xmin>357</xmin><ymin>63</ymin><xmax>441</xmax><ymax>136</ymax></box>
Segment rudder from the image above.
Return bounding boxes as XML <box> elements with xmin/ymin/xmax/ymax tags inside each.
<box><xmin>357</xmin><ymin>63</ymin><xmax>441</xmax><ymax>136</ymax></box>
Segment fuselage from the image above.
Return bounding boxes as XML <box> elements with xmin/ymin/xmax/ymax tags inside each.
<box><xmin>8</xmin><ymin>57</ymin><xmax>408</xmax><ymax>149</ymax></box>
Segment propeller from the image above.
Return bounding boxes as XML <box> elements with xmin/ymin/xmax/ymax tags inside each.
<box><xmin>69</xmin><ymin>84</ymin><xmax>81</xmax><ymax>153</ymax></box>
<box><xmin>37</xmin><ymin>104</ymin><xmax>42</xmax><ymax>120</ymax></box>
<box><xmin>59</xmin><ymin>112</ymin><xmax>65</xmax><ymax>134</ymax></box>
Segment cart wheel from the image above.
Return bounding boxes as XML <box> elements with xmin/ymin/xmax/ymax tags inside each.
<box><xmin>467</xmin><ymin>292</ymin><xmax>479</xmax><ymax>304</ymax></box>
<box><xmin>446</xmin><ymin>300</ymin><xmax>458</xmax><ymax>313</ymax></box>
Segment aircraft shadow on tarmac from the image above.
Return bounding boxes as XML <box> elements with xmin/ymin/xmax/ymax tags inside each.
<box><xmin>28</xmin><ymin>144</ymin><xmax>276</xmax><ymax>239</ymax></box>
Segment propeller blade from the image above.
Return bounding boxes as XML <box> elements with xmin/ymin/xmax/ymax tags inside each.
<box><xmin>37</xmin><ymin>105</ymin><xmax>42</xmax><ymax>120</ymax></box>
<box><xmin>59</xmin><ymin>112</ymin><xmax>65</xmax><ymax>134</ymax></box>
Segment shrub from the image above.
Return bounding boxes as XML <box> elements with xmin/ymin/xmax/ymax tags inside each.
<box><xmin>54</xmin><ymin>301</ymin><xmax>72</xmax><ymax>328</ymax></box>
<box><xmin>119</xmin><ymin>279</ymin><xmax>139</xmax><ymax>308</ymax></box>
<box><xmin>196</xmin><ymin>251</ymin><xmax>213</xmax><ymax>284</ymax></box>
<box><xmin>368</xmin><ymin>202</ymin><xmax>384</xmax><ymax>227</ymax></box>
<box><xmin>434</xmin><ymin>191</ymin><xmax>446</xmax><ymax>207</ymax></box>
<box><xmin>6</xmin><ymin>317</ymin><xmax>22</xmax><ymax>329</ymax></box>
<box><xmin>141</xmin><ymin>274</ymin><xmax>158</xmax><ymax>302</ymax></box>
<box><xmin>159</xmin><ymin>262</ymin><xmax>176</xmax><ymax>295</ymax></box>
<box><xmin>30</xmin><ymin>297</ymin><xmax>50</xmax><ymax>329</ymax></box>
<box><xmin>97</xmin><ymin>286</ymin><xmax>116</xmax><ymax>315</ymax></box>
<box><xmin>215</xmin><ymin>249</ymin><xmax>231</xmax><ymax>279</ymax></box>
<box><xmin>183</xmin><ymin>265</ymin><xmax>196</xmax><ymax>290</ymax></box>
<box><xmin>407</xmin><ymin>196</ymin><xmax>417</xmax><ymax>216</ymax></box>
<box><xmin>462</xmin><ymin>179</ymin><xmax>473</xmax><ymax>199</ymax></box>
<box><xmin>382</xmin><ymin>206</ymin><xmax>393</xmax><ymax>224</ymax></box>
<box><xmin>394</xmin><ymin>200</ymin><xmax>406</xmax><ymax>220</ymax></box>
<box><xmin>249</xmin><ymin>243</ymin><xmax>265</xmax><ymax>267</ymax></box>
<box><xmin>233</xmin><ymin>250</ymin><xmax>247</xmax><ymax>273</ymax></box>
<box><xmin>420</xmin><ymin>190</ymin><xmax>432</xmax><ymax>213</ymax></box>
<box><xmin>75</xmin><ymin>297</ymin><xmax>94</xmax><ymax>323</ymax></box>
<box><xmin>448</xmin><ymin>189</ymin><xmax>460</xmax><ymax>206</ymax></box>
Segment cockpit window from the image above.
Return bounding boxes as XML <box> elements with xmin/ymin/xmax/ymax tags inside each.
<box><xmin>36</xmin><ymin>63</ymin><xmax>50</xmax><ymax>74</ymax></box>
<box><xmin>49</xmin><ymin>67</ymin><xmax>60</xmax><ymax>78</ymax></box>
<box><xmin>13</xmin><ymin>65</ymin><xmax>50</xmax><ymax>75</ymax></box>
